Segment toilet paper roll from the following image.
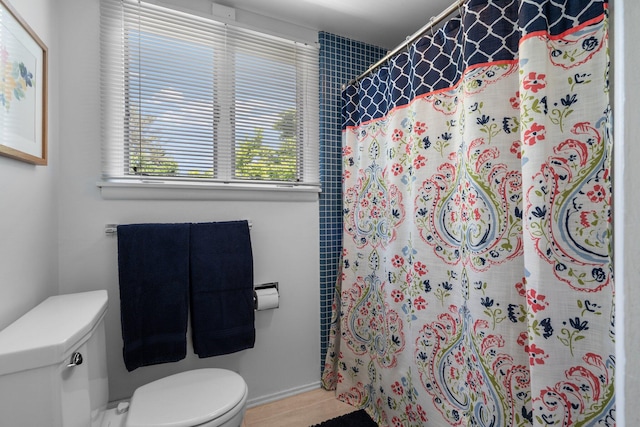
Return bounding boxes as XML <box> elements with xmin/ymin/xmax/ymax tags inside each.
<box><xmin>254</xmin><ymin>287</ymin><xmax>279</xmax><ymax>310</ymax></box>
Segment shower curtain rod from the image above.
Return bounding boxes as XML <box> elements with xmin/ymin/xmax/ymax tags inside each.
<box><xmin>348</xmin><ymin>0</ymin><xmax>466</xmax><ymax>86</ymax></box>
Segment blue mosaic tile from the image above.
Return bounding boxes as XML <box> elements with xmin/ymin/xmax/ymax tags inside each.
<box><xmin>319</xmin><ymin>32</ymin><xmax>386</xmax><ymax>373</ymax></box>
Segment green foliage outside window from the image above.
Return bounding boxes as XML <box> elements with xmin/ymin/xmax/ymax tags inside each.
<box><xmin>127</xmin><ymin>108</ymin><xmax>178</xmax><ymax>176</ymax></box>
<box><xmin>235</xmin><ymin>110</ymin><xmax>298</xmax><ymax>181</ymax></box>
<box><xmin>128</xmin><ymin>107</ymin><xmax>298</xmax><ymax>181</ymax></box>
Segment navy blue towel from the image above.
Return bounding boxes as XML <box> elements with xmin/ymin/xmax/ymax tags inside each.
<box><xmin>190</xmin><ymin>221</ymin><xmax>255</xmax><ymax>357</ymax></box>
<box><xmin>117</xmin><ymin>223</ymin><xmax>190</xmax><ymax>371</ymax></box>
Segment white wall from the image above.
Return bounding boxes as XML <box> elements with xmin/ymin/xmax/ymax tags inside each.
<box><xmin>0</xmin><ymin>0</ymin><xmax>59</xmax><ymax>330</ymax></box>
<box><xmin>57</xmin><ymin>0</ymin><xmax>320</xmax><ymax>404</ymax></box>
<box><xmin>613</xmin><ymin>1</ymin><xmax>640</xmax><ymax>426</ymax></box>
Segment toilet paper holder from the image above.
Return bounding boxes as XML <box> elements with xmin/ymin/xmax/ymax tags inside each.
<box><xmin>253</xmin><ymin>282</ymin><xmax>279</xmax><ymax>310</ymax></box>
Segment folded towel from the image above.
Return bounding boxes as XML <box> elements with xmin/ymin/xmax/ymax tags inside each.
<box><xmin>190</xmin><ymin>221</ymin><xmax>255</xmax><ymax>357</ymax></box>
<box><xmin>117</xmin><ymin>223</ymin><xmax>190</xmax><ymax>371</ymax></box>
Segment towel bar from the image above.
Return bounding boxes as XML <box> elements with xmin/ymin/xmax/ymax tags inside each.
<box><xmin>105</xmin><ymin>221</ymin><xmax>252</xmax><ymax>235</ymax></box>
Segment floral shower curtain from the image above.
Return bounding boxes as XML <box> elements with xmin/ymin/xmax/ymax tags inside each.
<box><xmin>321</xmin><ymin>0</ymin><xmax>614</xmax><ymax>426</ymax></box>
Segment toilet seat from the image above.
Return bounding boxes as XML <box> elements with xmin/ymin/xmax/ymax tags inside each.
<box><xmin>125</xmin><ymin>368</ymin><xmax>247</xmax><ymax>427</ymax></box>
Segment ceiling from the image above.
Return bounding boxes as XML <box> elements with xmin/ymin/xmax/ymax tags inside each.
<box><xmin>212</xmin><ymin>0</ymin><xmax>455</xmax><ymax>49</ymax></box>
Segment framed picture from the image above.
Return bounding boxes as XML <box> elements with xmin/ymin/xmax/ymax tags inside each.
<box><xmin>0</xmin><ymin>0</ymin><xmax>47</xmax><ymax>165</ymax></box>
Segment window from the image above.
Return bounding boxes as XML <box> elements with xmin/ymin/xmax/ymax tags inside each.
<box><xmin>100</xmin><ymin>0</ymin><xmax>319</xmax><ymax>194</ymax></box>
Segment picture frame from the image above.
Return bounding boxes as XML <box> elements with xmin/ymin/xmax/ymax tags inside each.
<box><xmin>0</xmin><ymin>0</ymin><xmax>47</xmax><ymax>165</ymax></box>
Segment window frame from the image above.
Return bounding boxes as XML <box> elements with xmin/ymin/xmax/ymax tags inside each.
<box><xmin>99</xmin><ymin>0</ymin><xmax>321</xmax><ymax>200</ymax></box>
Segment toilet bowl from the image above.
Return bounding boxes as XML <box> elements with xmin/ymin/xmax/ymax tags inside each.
<box><xmin>0</xmin><ymin>290</ymin><xmax>248</xmax><ymax>427</ymax></box>
<box><xmin>102</xmin><ymin>369</ymin><xmax>248</xmax><ymax>427</ymax></box>
<box><xmin>106</xmin><ymin>369</ymin><xmax>248</xmax><ymax>427</ymax></box>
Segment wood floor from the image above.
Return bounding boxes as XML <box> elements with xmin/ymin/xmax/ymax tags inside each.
<box><xmin>242</xmin><ymin>387</ymin><xmax>358</xmax><ymax>427</ymax></box>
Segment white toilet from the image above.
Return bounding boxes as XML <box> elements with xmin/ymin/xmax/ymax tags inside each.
<box><xmin>0</xmin><ymin>290</ymin><xmax>248</xmax><ymax>427</ymax></box>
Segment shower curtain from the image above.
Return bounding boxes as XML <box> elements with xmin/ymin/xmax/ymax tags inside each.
<box><xmin>322</xmin><ymin>1</ymin><xmax>614</xmax><ymax>426</ymax></box>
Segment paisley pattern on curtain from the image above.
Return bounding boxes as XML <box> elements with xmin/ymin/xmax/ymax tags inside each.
<box><xmin>321</xmin><ymin>1</ymin><xmax>614</xmax><ymax>426</ymax></box>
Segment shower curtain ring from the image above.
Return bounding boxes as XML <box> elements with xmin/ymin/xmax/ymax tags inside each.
<box><xmin>429</xmin><ymin>16</ymin><xmax>435</xmax><ymax>37</ymax></box>
<box><xmin>458</xmin><ymin>0</ymin><xmax>464</xmax><ymax>18</ymax></box>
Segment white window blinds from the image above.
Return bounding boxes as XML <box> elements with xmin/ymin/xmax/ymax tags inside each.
<box><xmin>100</xmin><ymin>0</ymin><xmax>319</xmax><ymax>188</ymax></box>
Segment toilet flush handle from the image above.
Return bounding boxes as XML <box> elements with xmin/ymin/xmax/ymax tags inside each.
<box><xmin>67</xmin><ymin>352</ymin><xmax>83</xmax><ymax>368</ymax></box>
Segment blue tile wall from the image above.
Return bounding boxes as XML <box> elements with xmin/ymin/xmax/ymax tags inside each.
<box><xmin>319</xmin><ymin>32</ymin><xmax>386</xmax><ymax>373</ymax></box>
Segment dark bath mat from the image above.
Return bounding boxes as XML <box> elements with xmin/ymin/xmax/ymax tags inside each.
<box><xmin>311</xmin><ymin>409</ymin><xmax>377</xmax><ymax>427</ymax></box>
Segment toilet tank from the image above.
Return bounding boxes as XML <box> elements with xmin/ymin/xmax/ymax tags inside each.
<box><xmin>0</xmin><ymin>290</ymin><xmax>109</xmax><ymax>427</ymax></box>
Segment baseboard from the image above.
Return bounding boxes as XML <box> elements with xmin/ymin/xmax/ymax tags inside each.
<box><xmin>247</xmin><ymin>381</ymin><xmax>322</xmax><ymax>408</ymax></box>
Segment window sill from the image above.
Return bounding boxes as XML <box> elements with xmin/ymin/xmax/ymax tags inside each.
<box><xmin>97</xmin><ymin>180</ymin><xmax>321</xmax><ymax>202</ymax></box>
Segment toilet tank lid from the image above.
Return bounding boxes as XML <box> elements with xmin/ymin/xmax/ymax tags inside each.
<box><xmin>0</xmin><ymin>290</ymin><xmax>108</xmax><ymax>377</ymax></box>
